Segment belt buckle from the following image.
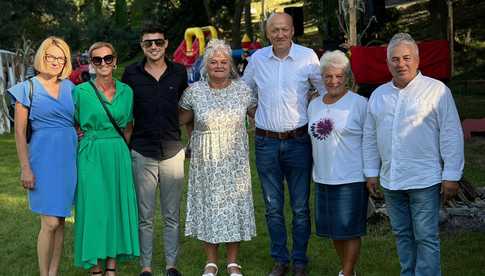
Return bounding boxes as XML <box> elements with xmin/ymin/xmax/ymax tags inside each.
<box><xmin>278</xmin><ymin>131</ymin><xmax>288</xmax><ymax>140</ymax></box>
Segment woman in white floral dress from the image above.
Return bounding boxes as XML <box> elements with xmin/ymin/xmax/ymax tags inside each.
<box><xmin>179</xmin><ymin>39</ymin><xmax>257</xmax><ymax>276</ymax></box>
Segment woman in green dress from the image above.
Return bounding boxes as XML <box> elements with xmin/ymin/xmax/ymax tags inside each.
<box><xmin>73</xmin><ymin>42</ymin><xmax>139</xmax><ymax>275</ymax></box>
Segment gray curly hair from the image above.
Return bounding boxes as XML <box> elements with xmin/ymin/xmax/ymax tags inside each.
<box><xmin>319</xmin><ymin>50</ymin><xmax>351</xmax><ymax>78</ymax></box>
<box><xmin>387</xmin><ymin>33</ymin><xmax>419</xmax><ymax>61</ymax></box>
<box><xmin>199</xmin><ymin>39</ymin><xmax>239</xmax><ymax>81</ymax></box>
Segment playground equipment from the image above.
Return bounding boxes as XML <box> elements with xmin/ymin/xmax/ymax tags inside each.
<box><xmin>173</xmin><ymin>26</ymin><xmax>218</xmax><ymax>83</ymax></box>
<box><xmin>184</xmin><ymin>26</ymin><xmax>218</xmax><ymax>57</ymax></box>
<box><xmin>173</xmin><ymin>26</ymin><xmax>261</xmax><ymax>83</ymax></box>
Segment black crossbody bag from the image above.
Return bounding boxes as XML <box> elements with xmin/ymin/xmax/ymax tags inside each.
<box><xmin>88</xmin><ymin>81</ymin><xmax>128</xmax><ymax>145</ymax></box>
<box><xmin>25</xmin><ymin>79</ymin><xmax>34</xmax><ymax>143</ymax></box>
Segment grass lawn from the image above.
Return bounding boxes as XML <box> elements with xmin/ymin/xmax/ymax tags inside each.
<box><xmin>1</xmin><ymin>127</ymin><xmax>485</xmax><ymax>275</ymax></box>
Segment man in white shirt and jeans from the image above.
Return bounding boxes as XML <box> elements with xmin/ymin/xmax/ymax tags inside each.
<box><xmin>243</xmin><ymin>12</ymin><xmax>324</xmax><ymax>276</ymax></box>
<box><xmin>363</xmin><ymin>33</ymin><xmax>464</xmax><ymax>276</ymax></box>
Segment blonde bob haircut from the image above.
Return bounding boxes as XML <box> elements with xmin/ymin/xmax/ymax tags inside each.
<box><xmin>88</xmin><ymin>41</ymin><xmax>118</xmax><ymax>59</ymax></box>
<box><xmin>33</xmin><ymin>36</ymin><xmax>72</xmax><ymax>79</ymax></box>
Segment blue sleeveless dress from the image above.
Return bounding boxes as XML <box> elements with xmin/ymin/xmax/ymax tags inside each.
<box><xmin>8</xmin><ymin>77</ymin><xmax>77</xmax><ymax>217</ymax></box>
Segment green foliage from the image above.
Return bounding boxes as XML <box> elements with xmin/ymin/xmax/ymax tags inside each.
<box><xmin>0</xmin><ymin>0</ymin><xmax>249</xmax><ymax>62</ymax></box>
<box><xmin>0</xmin><ymin>0</ymin><xmax>77</xmax><ymax>51</ymax></box>
<box><xmin>304</xmin><ymin>0</ymin><xmax>339</xmax><ymax>46</ymax></box>
<box><xmin>114</xmin><ymin>0</ymin><xmax>128</xmax><ymax>27</ymax></box>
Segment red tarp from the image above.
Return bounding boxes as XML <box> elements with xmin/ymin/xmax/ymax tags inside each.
<box><xmin>350</xmin><ymin>40</ymin><xmax>450</xmax><ymax>85</ymax></box>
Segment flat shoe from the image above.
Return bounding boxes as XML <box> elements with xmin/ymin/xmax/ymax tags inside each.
<box><xmin>202</xmin><ymin>262</ymin><xmax>218</xmax><ymax>276</ymax></box>
<box><xmin>227</xmin><ymin>263</ymin><xmax>243</xmax><ymax>276</ymax></box>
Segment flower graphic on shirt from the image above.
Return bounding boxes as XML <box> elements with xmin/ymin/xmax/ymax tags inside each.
<box><xmin>310</xmin><ymin>118</ymin><xmax>334</xmax><ymax>140</ymax></box>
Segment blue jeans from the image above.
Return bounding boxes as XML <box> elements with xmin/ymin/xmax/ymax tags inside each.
<box><xmin>383</xmin><ymin>184</ymin><xmax>441</xmax><ymax>276</ymax></box>
<box><xmin>255</xmin><ymin>134</ymin><xmax>312</xmax><ymax>267</ymax></box>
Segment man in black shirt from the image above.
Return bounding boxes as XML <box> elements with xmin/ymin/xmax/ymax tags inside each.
<box><xmin>122</xmin><ymin>24</ymin><xmax>187</xmax><ymax>276</ymax></box>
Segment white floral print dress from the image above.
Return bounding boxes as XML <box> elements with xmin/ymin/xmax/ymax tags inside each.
<box><xmin>179</xmin><ymin>79</ymin><xmax>257</xmax><ymax>243</ymax></box>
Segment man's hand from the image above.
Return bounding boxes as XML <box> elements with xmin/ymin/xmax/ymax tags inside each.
<box><xmin>366</xmin><ymin>177</ymin><xmax>379</xmax><ymax>197</ymax></box>
<box><xmin>307</xmin><ymin>89</ymin><xmax>319</xmax><ymax>102</ymax></box>
<box><xmin>441</xmin><ymin>180</ymin><xmax>460</xmax><ymax>202</ymax></box>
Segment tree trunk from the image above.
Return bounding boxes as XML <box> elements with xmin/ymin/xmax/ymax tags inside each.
<box><xmin>244</xmin><ymin>0</ymin><xmax>253</xmax><ymax>41</ymax></box>
<box><xmin>349</xmin><ymin>0</ymin><xmax>358</xmax><ymax>46</ymax></box>
<box><xmin>447</xmin><ymin>0</ymin><xmax>454</xmax><ymax>76</ymax></box>
<box><xmin>203</xmin><ymin>0</ymin><xmax>214</xmax><ymax>26</ymax></box>
<box><xmin>230</xmin><ymin>0</ymin><xmax>245</xmax><ymax>49</ymax></box>
<box><xmin>429</xmin><ymin>0</ymin><xmax>448</xmax><ymax>39</ymax></box>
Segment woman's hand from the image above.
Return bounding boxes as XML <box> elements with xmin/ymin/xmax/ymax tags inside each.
<box><xmin>20</xmin><ymin>167</ymin><xmax>35</xmax><ymax>189</ymax></box>
<box><xmin>179</xmin><ymin>108</ymin><xmax>194</xmax><ymax>125</ymax></box>
<box><xmin>76</xmin><ymin>126</ymin><xmax>84</xmax><ymax>140</ymax></box>
<box><xmin>14</xmin><ymin>102</ymin><xmax>35</xmax><ymax>190</ymax></box>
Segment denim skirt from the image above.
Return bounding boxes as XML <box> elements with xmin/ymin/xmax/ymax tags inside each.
<box><xmin>315</xmin><ymin>182</ymin><xmax>368</xmax><ymax>240</ymax></box>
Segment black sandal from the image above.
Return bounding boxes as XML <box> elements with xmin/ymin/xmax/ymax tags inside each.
<box><xmin>105</xmin><ymin>268</ymin><xmax>116</xmax><ymax>274</ymax></box>
<box><xmin>91</xmin><ymin>271</ymin><xmax>103</xmax><ymax>275</ymax></box>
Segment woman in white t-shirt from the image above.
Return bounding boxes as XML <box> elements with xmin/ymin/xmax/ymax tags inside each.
<box><xmin>307</xmin><ymin>50</ymin><xmax>368</xmax><ymax>276</ymax></box>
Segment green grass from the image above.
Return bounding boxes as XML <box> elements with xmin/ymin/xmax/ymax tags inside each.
<box><xmin>1</xmin><ymin>130</ymin><xmax>485</xmax><ymax>275</ymax></box>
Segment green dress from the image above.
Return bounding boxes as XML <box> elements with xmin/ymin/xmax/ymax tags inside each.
<box><xmin>73</xmin><ymin>80</ymin><xmax>140</xmax><ymax>269</ymax></box>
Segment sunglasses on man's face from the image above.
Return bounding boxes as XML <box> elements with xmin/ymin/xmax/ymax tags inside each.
<box><xmin>141</xmin><ymin>38</ymin><xmax>165</xmax><ymax>48</ymax></box>
<box><xmin>91</xmin><ymin>55</ymin><xmax>115</xmax><ymax>66</ymax></box>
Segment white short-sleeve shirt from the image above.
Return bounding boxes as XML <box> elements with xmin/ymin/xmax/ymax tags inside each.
<box><xmin>307</xmin><ymin>91</ymin><xmax>367</xmax><ymax>185</ymax></box>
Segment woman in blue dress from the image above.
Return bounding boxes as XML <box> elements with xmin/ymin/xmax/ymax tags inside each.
<box><xmin>8</xmin><ymin>36</ymin><xmax>77</xmax><ymax>276</ymax></box>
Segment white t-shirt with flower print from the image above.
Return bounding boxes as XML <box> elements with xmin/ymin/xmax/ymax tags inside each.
<box><xmin>307</xmin><ymin>91</ymin><xmax>367</xmax><ymax>185</ymax></box>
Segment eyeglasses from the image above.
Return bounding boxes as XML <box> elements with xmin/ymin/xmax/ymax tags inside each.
<box><xmin>91</xmin><ymin>55</ymin><xmax>115</xmax><ymax>66</ymax></box>
<box><xmin>45</xmin><ymin>54</ymin><xmax>66</xmax><ymax>65</ymax></box>
<box><xmin>141</xmin><ymin>38</ymin><xmax>165</xmax><ymax>48</ymax></box>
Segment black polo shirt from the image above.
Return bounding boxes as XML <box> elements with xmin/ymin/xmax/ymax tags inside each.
<box><xmin>122</xmin><ymin>58</ymin><xmax>188</xmax><ymax>160</ymax></box>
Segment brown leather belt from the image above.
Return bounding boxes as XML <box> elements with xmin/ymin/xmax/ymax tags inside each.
<box><xmin>255</xmin><ymin>125</ymin><xmax>308</xmax><ymax>140</ymax></box>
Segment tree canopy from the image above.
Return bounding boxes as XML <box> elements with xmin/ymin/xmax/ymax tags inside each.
<box><xmin>0</xmin><ymin>0</ymin><xmax>252</xmax><ymax>60</ymax></box>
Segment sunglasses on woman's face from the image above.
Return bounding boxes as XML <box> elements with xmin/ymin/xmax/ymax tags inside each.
<box><xmin>91</xmin><ymin>55</ymin><xmax>115</xmax><ymax>66</ymax></box>
<box><xmin>141</xmin><ymin>38</ymin><xmax>165</xmax><ymax>48</ymax></box>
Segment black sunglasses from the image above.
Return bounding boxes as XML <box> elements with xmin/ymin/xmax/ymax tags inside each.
<box><xmin>91</xmin><ymin>55</ymin><xmax>115</xmax><ymax>66</ymax></box>
<box><xmin>141</xmin><ymin>38</ymin><xmax>165</xmax><ymax>48</ymax></box>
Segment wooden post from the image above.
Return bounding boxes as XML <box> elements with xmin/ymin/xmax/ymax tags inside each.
<box><xmin>349</xmin><ymin>0</ymin><xmax>357</xmax><ymax>46</ymax></box>
<box><xmin>260</xmin><ymin>0</ymin><xmax>267</xmax><ymax>44</ymax></box>
<box><xmin>447</xmin><ymin>0</ymin><xmax>454</xmax><ymax>76</ymax></box>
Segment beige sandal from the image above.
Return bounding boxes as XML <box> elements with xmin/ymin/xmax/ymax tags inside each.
<box><xmin>202</xmin><ymin>262</ymin><xmax>218</xmax><ymax>276</ymax></box>
<box><xmin>227</xmin><ymin>263</ymin><xmax>243</xmax><ymax>276</ymax></box>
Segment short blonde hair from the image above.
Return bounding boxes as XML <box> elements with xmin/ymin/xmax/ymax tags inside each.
<box><xmin>33</xmin><ymin>36</ymin><xmax>72</xmax><ymax>79</ymax></box>
<box><xmin>88</xmin><ymin>41</ymin><xmax>117</xmax><ymax>59</ymax></box>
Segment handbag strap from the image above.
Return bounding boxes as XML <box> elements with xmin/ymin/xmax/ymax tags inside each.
<box><xmin>88</xmin><ymin>80</ymin><xmax>127</xmax><ymax>144</ymax></box>
<box><xmin>27</xmin><ymin>78</ymin><xmax>33</xmax><ymax>114</ymax></box>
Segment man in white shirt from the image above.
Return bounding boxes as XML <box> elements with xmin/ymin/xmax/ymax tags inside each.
<box><xmin>363</xmin><ymin>33</ymin><xmax>464</xmax><ymax>276</ymax></box>
<box><xmin>242</xmin><ymin>12</ymin><xmax>325</xmax><ymax>276</ymax></box>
